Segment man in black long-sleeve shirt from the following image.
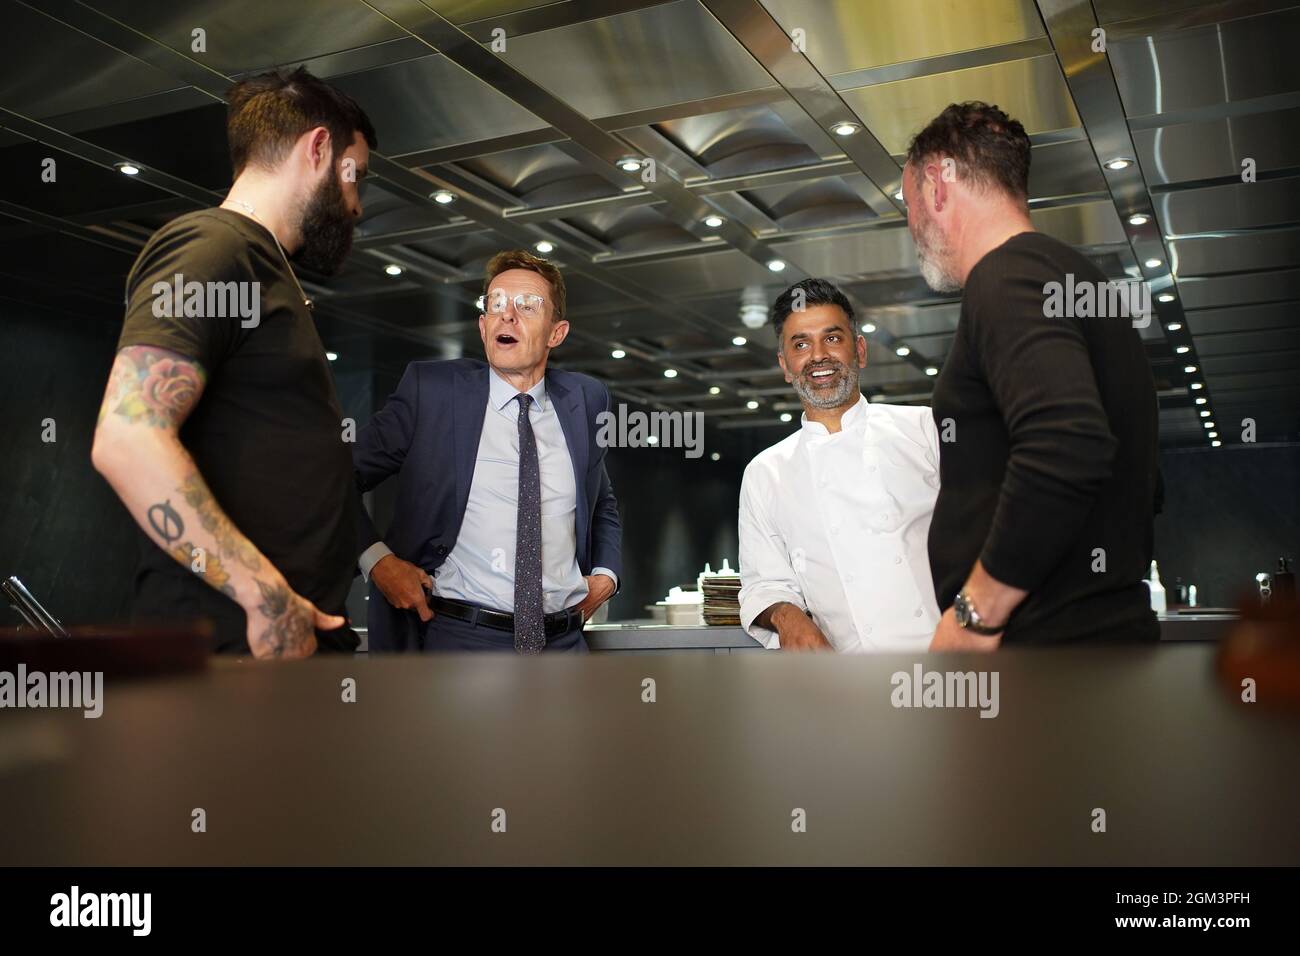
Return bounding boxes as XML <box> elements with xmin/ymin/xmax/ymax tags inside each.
<box><xmin>901</xmin><ymin>102</ymin><xmax>1159</xmax><ymax>649</ymax></box>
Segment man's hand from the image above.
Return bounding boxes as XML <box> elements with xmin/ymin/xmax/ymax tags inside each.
<box><xmin>577</xmin><ymin>573</ymin><xmax>616</xmax><ymax>621</ymax></box>
<box><xmin>769</xmin><ymin>602</ymin><xmax>833</xmax><ymax>651</ymax></box>
<box><xmin>929</xmin><ymin>606</ymin><xmax>1001</xmax><ymax>652</ymax></box>
<box><xmin>371</xmin><ymin>554</ymin><xmax>434</xmax><ymax>622</ymax></box>
<box><xmin>243</xmin><ymin>576</ymin><xmax>343</xmax><ymax>660</ymax></box>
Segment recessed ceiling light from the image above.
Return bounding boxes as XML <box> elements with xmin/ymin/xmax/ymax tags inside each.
<box><xmin>1105</xmin><ymin>158</ymin><xmax>1133</xmax><ymax>170</ymax></box>
<box><xmin>1128</xmin><ymin>214</ymin><xmax>1149</xmax><ymax>226</ymax></box>
<box><xmin>1167</xmin><ymin>321</ymin><xmax>1182</xmax><ymax>330</ymax></box>
<box><xmin>618</xmin><ymin>156</ymin><xmax>643</xmax><ymax>173</ymax></box>
<box><xmin>709</xmin><ymin>386</ymin><xmax>721</xmax><ymax>395</ymax></box>
<box><xmin>895</xmin><ymin>345</ymin><xmax>910</xmax><ymax>357</ymax></box>
<box><xmin>611</xmin><ymin>349</ymin><xmax>626</xmax><ymax>359</ymax></box>
<box><xmin>710</xmin><ymin>452</ymin><xmax>721</xmax><ymax>461</ymax></box>
<box><xmin>431</xmin><ymin>189</ymin><xmax>456</xmax><ymax>204</ymax></box>
<box><xmin>861</xmin><ymin>322</ymin><xmax>876</xmax><ymax>333</ymax></box>
<box><xmin>646</xmin><ymin>435</ymin><xmax>659</xmax><ymax>444</ymax></box>
<box><xmin>925</xmin><ymin>366</ymin><xmax>938</xmax><ymax>376</ymax></box>
<box><xmin>831</xmin><ymin>121</ymin><xmax>861</xmax><ymax>136</ymax></box>
<box><xmin>703</xmin><ymin>214</ymin><xmax>725</xmax><ymax>228</ymax></box>
<box><xmin>326</xmin><ymin>351</ymin><xmax>339</xmax><ymax>362</ymax></box>
<box><xmin>1175</xmin><ymin>345</ymin><xmax>1190</xmax><ymax>354</ymax></box>
<box><xmin>1190</xmin><ymin>382</ymin><xmax>1203</xmax><ymax>390</ymax></box>
<box><xmin>1195</xmin><ymin>397</ymin><xmax>1207</xmax><ymax>405</ymax></box>
<box><xmin>1211</xmin><ymin>440</ymin><xmax>1222</xmax><ymax>447</ymax></box>
<box><xmin>732</xmin><ymin>336</ymin><xmax>747</xmax><ymax>346</ymax></box>
<box><xmin>115</xmin><ymin>162</ymin><xmax>140</xmax><ymax>175</ymax></box>
<box><xmin>1204</xmin><ymin>421</ymin><xmax>1215</xmax><ymax>429</ymax></box>
<box><xmin>384</xmin><ymin>264</ymin><xmax>403</xmax><ymax>276</ymax></box>
<box><xmin>746</xmin><ymin>400</ymin><xmax>759</xmax><ymax>410</ymax></box>
<box><xmin>534</xmin><ymin>240</ymin><xmax>555</xmax><ymax>254</ymax></box>
<box><xmin>663</xmin><ymin>368</ymin><xmax>678</xmax><ymax>378</ymax></box>
<box><xmin>780</xmin><ymin>413</ymin><xmax>793</xmax><ymax>422</ymax></box>
<box><xmin>1208</xmin><ymin>431</ymin><xmax>1218</xmax><ymax>438</ymax></box>
<box><xmin>767</xmin><ymin>258</ymin><xmax>786</xmax><ymax>272</ymax></box>
<box><xmin>1145</xmin><ymin>258</ymin><xmax>1162</xmax><ymax>269</ymax></box>
<box><xmin>1184</xmin><ymin>365</ymin><xmax>1197</xmax><ymax>373</ymax></box>
<box><xmin>1200</xmin><ymin>410</ymin><xmax>1210</xmax><ymax>417</ymax></box>
<box><xmin>1158</xmin><ymin>294</ymin><xmax>1176</xmax><ymax>303</ymax></box>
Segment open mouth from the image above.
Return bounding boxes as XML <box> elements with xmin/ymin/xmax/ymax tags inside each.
<box><xmin>495</xmin><ymin>332</ymin><xmax>519</xmax><ymax>346</ymax></box>
<box><xmin>806</xmin><ymin>366</ymin><xmax>839</xmax><ymax>386</ymax></box>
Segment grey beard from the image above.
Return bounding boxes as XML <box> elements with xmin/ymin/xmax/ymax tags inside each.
<box><xmin>918</xmin><ymin>252</ymin><xmax>961</xmax><ymax>294</ymax></box>
<box><xmin>793</xmin><ymin>365</ymin><xmax>860</xmax><ymax>409</ymax></box>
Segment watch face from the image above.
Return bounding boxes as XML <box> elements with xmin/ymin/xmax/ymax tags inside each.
<box><xmin>955</xmin><ymin>594</ymin><xmax>971</xmax><ymax>627</ymax></box>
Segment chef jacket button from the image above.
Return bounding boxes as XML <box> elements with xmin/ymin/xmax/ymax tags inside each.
<box><xmin>914</xmin><ymin>608</ymin><xmax>923</xmax><ymax>617</ymax></box>
<box><xmin>893</xmin><ymin>555</ymin><xmax>902</xmax><ymax>565</ymax></box>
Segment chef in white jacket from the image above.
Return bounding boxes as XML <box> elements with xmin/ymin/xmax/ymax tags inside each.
<box><xmin>738</xmin><ymin>278</ymin><xmax>942</xmax><ymax>652</ymax></box>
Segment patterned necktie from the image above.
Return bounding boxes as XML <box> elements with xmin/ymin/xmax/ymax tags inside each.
<box><xmin>513</xmin><ymin>393</ymin><xmax>545</xmax><ymax>654</ymax></box>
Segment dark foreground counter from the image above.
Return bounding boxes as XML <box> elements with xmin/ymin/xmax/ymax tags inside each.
<box><xmin>1</xmin><ymin>641</ymin><xmax>1295</xmax><ymax>865</ymax></box>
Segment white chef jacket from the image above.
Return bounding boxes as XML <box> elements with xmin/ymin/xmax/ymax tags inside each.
<box><xmin>738</xmin><ymin>395</ymin><xmax>942</xmax><ymax>652</ymax></box>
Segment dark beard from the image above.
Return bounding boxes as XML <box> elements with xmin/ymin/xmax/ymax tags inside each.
<box><xmin>293</xmin><ymin>170</ymin><xmax>353</xmax><ymax>276</ymax></box>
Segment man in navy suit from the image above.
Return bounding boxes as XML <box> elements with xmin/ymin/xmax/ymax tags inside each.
<box><xmin>353</xmin><ymin>250</ymin><xmax>622</xmax><ymax>652</ymax></box>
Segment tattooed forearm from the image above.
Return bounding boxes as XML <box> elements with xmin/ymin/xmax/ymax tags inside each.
<box><xmin>254</xmin><ymin>578</ymin><xmax>314</xmax><ymax>657</ymax></box>
<box><xmin>167</xmin><ymin>540</ymin><xmax>237</xmax><ymax>599</ymax></box>
<box><xmin>178</xmin><ymin>472</ymin><xmax>262</xmax><ymax>572</ymax></box>
<box><xmin>99</xmin><ymin>346</ymin><xmax>206</xmax><ymax>428</ymax></box>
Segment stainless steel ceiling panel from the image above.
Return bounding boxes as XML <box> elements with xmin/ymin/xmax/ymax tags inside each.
<box><xmin>655</xmin><ymin>104</ymin><xmax>823</xmax><ymax>176</ymax></box>
<box><xmin>497</xmin><ymin>0</ymin><xmax>778</xmax><ymax>120</ymax></box>
<box><xmin>1180</xmin><ymin>269</ymin><xmax>1300</xmax><ymax>309</ymax></box>
<box><xmin>757</xmin><ymin>0</ymin><xmax>1045</xmax><ymax>76</ymax></box>
<box><xmin>839</xmin><ymin>55</ymin><xmax>1082</xmax><ymax>155</ymax></box>
<box><xmin>1186</xmin><ymin>300</ymin><xmax>1300</xmax><ymax>335</ymax></box>
<box><xmin>1109</xmin><ymin>7</ymin><xmax>1300</xmax><ymax>121</ymax></box>
<box><xmin>1027</xmin><ymin>138</ymin><xmax>1109</xmax><ymax>199</ymax></box>
<box><xmin>329</xmin><ymin>56</ymin><xmax>548</xmax><ymax>156</ymax></box>
<box><xmin>83</xmin><ymin>0</ymin><xmax>410</xmax><ymax>76</ymax></box>
<box><xmin>457</xmin><ymin>142</ymin><xmax>624</xmax><ymax>205</ymax></box>
<box><xmin>1030</xmin><ymin>200</ymin><xmax>1129</xmax><ymax>249</ymax></box>
<box><xmin>611</xmin><ymin>246</ymin><xmax>788</xmax><ymax>297</ymax></box>
<box><xmin>1134</xmin><ymin>107</ymin><xmax>1300</xmax><ymax>186</ymax></box>
<box><xmin>1</xmin><ymin>3</ymin><xmax>184</xmax><ymax>119</ymax></box>
<box><xmin>1168</xmin><ymin>229</ymin><xmax>1300</xmax><ymax>277</ymax></box>
<box><xmin>1158</xmin><ymin>178</ymin><xmax>1300</xmax><ymax>237</ymax></box>
<box><xmin>1193</xmin><ymin>327</ymin><xmax>1300</xmax><ymax>356</ymax></box>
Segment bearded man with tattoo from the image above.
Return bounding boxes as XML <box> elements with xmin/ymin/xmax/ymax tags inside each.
<box><xmin>92</xmin><ymin>68</ymin><xmax>377</xmax><ymax>658</ymax></box>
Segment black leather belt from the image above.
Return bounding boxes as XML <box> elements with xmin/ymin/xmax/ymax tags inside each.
<box><xmin>430</xmin><ymin>596</ymin><xmax>583</xmax><ymax>639</ymax></box>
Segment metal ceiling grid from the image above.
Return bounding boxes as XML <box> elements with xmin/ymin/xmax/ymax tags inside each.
<box><xmin>1</xmin><ymin>0</ymin><xmax>1295</xmax><ymax>442</ymax></box>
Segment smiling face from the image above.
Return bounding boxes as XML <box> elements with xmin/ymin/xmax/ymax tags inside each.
<box><xmin>778</xmin><ymin>303</ymin><xmax>866</xmax><ymax>411</ymax></box>
<box><xmin>478</xmin><ymin>267</ymin><xmax>569</xmax><ymax>376</ymax></box>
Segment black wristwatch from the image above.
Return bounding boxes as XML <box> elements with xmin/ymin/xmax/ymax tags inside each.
<box><xmin>954</xmin><ymin>590</ymin><xmax>1005</xmax><ymax>635</ymax></box>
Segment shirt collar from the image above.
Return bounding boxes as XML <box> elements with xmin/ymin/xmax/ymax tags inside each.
<box><xmin>489</xmin><ymin>367</ymin><xmax>548</xmax><ymax>412</ymax></box>
<box><xmin>800</xmin><ymin>392</ymin><xmax>869</xmax><ymax>436</ymax></box>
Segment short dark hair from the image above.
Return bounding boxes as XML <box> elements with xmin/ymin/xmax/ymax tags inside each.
<box><xmin>485</xmin><ymin>250</ymin><xmax>567</xmax><ymax>323</ymax></box>
<box><xmin>905</xmin><ymin>101</ymin><xmax>1031</xmax><ymax>202</ymax></box>
<box><xmin>226</xmin><ymin>66</ymin><xmax>378</xmax><ymax>178</ymax></box>
<box><xmin>771</xmin><ymin>278</ymin><xmax>855</xmax><ymax>341</ymax></box>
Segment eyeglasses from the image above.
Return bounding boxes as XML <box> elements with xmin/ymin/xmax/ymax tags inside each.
<box><xmin>477</xmin><ymin>291</ymin><xmax>547</xmax><ymax>318</ymax></box>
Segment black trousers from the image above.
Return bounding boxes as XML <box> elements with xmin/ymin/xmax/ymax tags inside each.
<box><xmin>422</xmin><ymin>609</ymin><xmax>588</xmax><ymax>653</ymax></box>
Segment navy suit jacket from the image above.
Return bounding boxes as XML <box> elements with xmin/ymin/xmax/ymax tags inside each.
<box><xmin>354</xmin><ymin>358</ymin><xmax>623</xmax><ymax>651</ymax></box>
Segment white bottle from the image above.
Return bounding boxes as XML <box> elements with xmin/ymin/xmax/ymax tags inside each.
<box><xmin>1147</xmin><ymin>560</ymin><xmax>1167</xmax><ymax>614</ymax></box>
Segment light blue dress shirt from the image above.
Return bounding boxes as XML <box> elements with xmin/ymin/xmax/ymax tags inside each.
<box><xmin>361</xmin><ymin>368</ymin><xmax>615</xmax><ymax>614</ymax></box>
